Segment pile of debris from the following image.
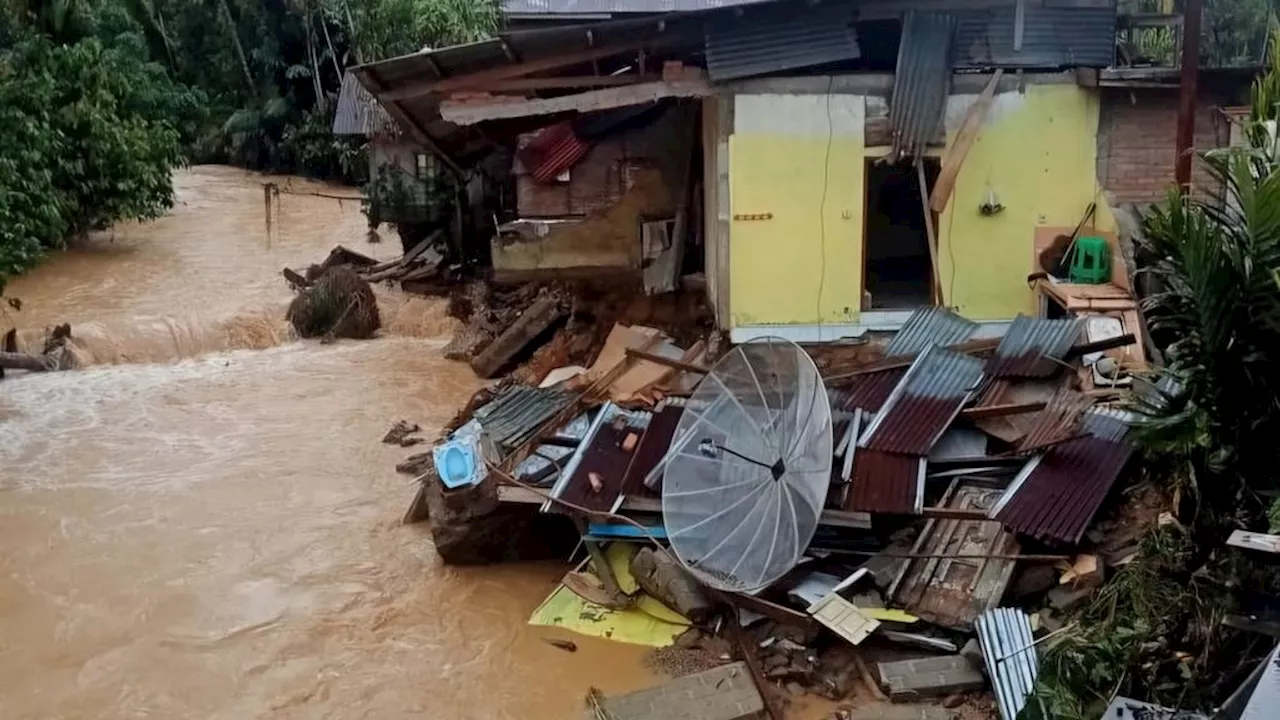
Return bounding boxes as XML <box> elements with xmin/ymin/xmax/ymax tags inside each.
<box><xmin>398</xmin><ymin>303</ymin><xmax>1173</xmax><ymax>719</ymax></box>
<box><xmin>283</xmin><ymin>236</ymin><xmax>449</xmax><ymax>297</ymax></box>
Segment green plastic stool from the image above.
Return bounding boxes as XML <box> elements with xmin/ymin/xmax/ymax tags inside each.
<box><xmin>1068</xmin><ymin>235</ymin><xmax>1110</xmax><ymax>284</ymax></box>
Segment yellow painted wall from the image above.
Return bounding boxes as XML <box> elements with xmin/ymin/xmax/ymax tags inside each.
<box><xmin>938</xmin><ymin>84</ymin><xmax>1105</xmax><ymax>320</ymax></box>
<box><xmin>728</xmin><ymin>94</ymin><xmax>866</xmax><ymax>327</ymax></box>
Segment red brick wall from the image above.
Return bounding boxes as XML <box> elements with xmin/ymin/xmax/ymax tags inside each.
<box><xmin>1100</xmin><ymin>89</ymin><xmax>1228</xmax><ymax>205</ymax></box>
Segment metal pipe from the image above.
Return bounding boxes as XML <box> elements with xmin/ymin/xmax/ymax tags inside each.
<box><xmin>1175</xmin><ymin>0</ymin><xmax>1204</xmax><ymax>191</ymax></box>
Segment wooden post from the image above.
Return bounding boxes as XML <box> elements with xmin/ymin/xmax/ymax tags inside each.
<box><xmin>1175</xmin><ymin>0</ymin><xmax>1204</xmax><ymax>192</ymax></box>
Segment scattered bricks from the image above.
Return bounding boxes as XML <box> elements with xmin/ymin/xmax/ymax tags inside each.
<box><xmin>585</xmin><ymin>662</ymin><xmax>764</xmax><ymax>720</ymax></box>
<box><xmin>842</xmin><ymin>703</ymin><xmax>956</xmax><ymax>720</ymax></box>
<box><xmin>876</xmin><ymin>656</ymin><xmax>985</xmax><ymax>701</ymax></box>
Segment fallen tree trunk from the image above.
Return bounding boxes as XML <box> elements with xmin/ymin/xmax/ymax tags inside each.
<box><xmin>0</xmin><ymin>351</ymin><xmax>56</xmax><ymax>373</ymax></box>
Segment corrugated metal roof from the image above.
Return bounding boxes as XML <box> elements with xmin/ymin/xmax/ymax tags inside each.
<box><xmin>883</xmin><ymin>306</ymin><xmax>979</xmax><ymax>357</ymax></box>
<box><xmin>472</xmin><ymin>385</ymin><xmax>573</xmax><ymax>453</ymax></box>
<box><xmin>860</xmin><ymin>346</ymin><xmax>985</xmax><ymax>456</ymax></box>
<box><xmin>993</xmin><ymin>437</ymin><xmax>1134</xmax><ymax>544</ymax></box>
<box><xmin>889</xmin><ymin>11</ymin><xmax>957</xmax><ymax>160</ymax></box>
<box><xmin>840</xmin><ymin>367</ymin><xmax>906</xmax><ymax>414</ymax></box>
<box><xmin>845</xmin><ymin>448</ymin><xmax>924</xmax><ymax>515</ymax></box>
<box><xmin>333</xmin><ymin>71</ymin><xmax>395</xmax><ymax>136</ymax></box>
<box><xmin>953</xmin><ymin>5</ymin><xmax>1117</xmax><ymax>70</ymax></box>
<box><xmin>503</xmin><ymin>0</ymin><xmax>766</xmax><ymax>16</ymax></box>
<box><xmin>704</xmin><ymin>3</ymin><xmax>860</xmax><ymax>82</ymax></box>
<box><xmin>518</xmin><ymin>120</ymin><xmax>591</xmax><ymax>182</ymax></box>
<box><xmin>620</xmin><ymin>403</ymin><xmax>683</xmax><ymax>496</ymax></box>
<box><xmin>1014</xmin><ymin>389</ymin><xmax>1091</xmax><ymax>455</ymax></box>
<box><xmin>558</xmin><ymin>415</ymin><xmax>650</xmax><ymax>512</ymax></box>
<box><xmin>985</xmin><ymin>315</ymin><xmax>1085</xmax><ymax>379</ymax></box>
<box><xmin>1080</xmin><ymin>407</ymin><xmax>1132</xmax><ymax>443</ymax></box>
<box><xmin>975</xmin><ymin>608</ymin><xmax>1043</xmax><ymax>720</ymax></box>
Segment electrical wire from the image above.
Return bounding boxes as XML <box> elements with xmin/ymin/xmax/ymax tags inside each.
<box><xmin>815</xmin><ymin>76</ymin><xmax>836</xmax><ymax>334</ymax></box>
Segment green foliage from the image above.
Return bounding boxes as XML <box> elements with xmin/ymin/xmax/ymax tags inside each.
<box><xmin>0</xmin><ymin>23</ymin><xmax>189</xmax><ymax>276</ymax></box>
<box><xmin>350</xmin><ymin>0</ymin><xmax>498</xmax><ymax>59</ymax></box>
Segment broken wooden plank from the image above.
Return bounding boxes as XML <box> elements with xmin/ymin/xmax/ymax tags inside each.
<box><xmin>0</xmin><ymin>351</ymin><xmax>57</xmax><ymax>373</ymax></box>
<box><xmin>469</xmin><ymin>296</ymin><xmax>565</xmax><ymax>379</ymax></box>
<box><xmin>929</xmin><ymin>69</ymin><xmax>1004</xmax><ymax>214</ymax></box>
<box><xmin>961</xmin><ymin>401</ymin><xmax>1049</xmax><ymax>420</ymax></box>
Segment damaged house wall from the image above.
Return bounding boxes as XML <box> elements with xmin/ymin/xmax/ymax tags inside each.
<box><xmin>719</xmin><ymin>75</ymin><xmax>1110</xmax><ymax>338</ymax></box>
<box><xmin>491</xmin><ymin>102</ymin><xmax>698</xmax><ymax>282</ymax></box>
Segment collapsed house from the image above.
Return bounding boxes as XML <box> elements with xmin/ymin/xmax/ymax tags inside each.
<box><xmin>347</xmin><ymin>0</ymin><xmax>1255</xmax><ymax>348</ymax></box>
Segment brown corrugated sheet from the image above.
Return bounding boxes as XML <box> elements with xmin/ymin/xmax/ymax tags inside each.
<box><xmin>558</xmin><ymin>423</ymin><xmax>639</xmax><ymax>513</ymax></box>
<box><xmin>841</xmin><ymin>368</ymin><xmax>906</xmax><ymax>413</ymax></box>
<box><xmin>984</xmin><ymin>315</ymin><xmax>1085</xmax><ymax>379</ymax></box>
<box><xmin>892</xmin><ymin>481</ymin><xmax>1019</xmax><ymax>630</ymax></box>
<box><xmin>994</xmin><ymin>437</ymin><xmax>1134</xmax><ymax>544</ymax></box>
<box><xmin>620</xmin><ymin>404</ymin><xmax>683</xmax><ymax>496</ymax></box>
<box><xmin>518</xmin><ymin>121</ymin><xmax>591</xmax><ymax>183</ymax></box>
<box><xmin>846</xmin><ymin>449</ymin><xmax>923</xmax><ymax>515</ymax></box>
<box><xmin>1015</xmin><ymin>389</ymin><xmax>1092</xmax><ymax>454</ymax></box>
<box><xmin>861</xmin><ymin>347</ymin><xmax>985</xmax><ymax>456</ymax></box>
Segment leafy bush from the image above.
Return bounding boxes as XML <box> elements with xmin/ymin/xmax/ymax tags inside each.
<box><xmin>0</xmin><ymin>27</ymin><xmax>188</xmax><ymax>276</ymax></box>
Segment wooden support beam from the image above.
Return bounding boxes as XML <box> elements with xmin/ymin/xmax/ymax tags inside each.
<box><xmin>919</xmin><ymin>507</ymin><xmax>992</xmax><ymax>521</ymax></box>
<box><xmin>723</xmin><ymin>591</ymin><xmax>818</xmax><ymax>632</ymax></box>
<box><xmin>358</xmin><ymin>69</ymin><xmax>464</xmax><ymax>176</ymax></box>
<box><xmin>470</xmin><ymin>74</ymin><xmax>659</xmax><ymax>92</ymax></box>
<box><xmin>624</xmin><ymin>347</ymin><xmax>709</xmax><ymax>375</ymax></box>
<box><xmin>1067</xmin><ymin>333</ymin><xmax>1138</xmax><ymax>358</ymax></box>
<box><xmin>961</xmin><ymin>401</ymin><xmax>1048</xmax><ymax>421</ymax></box>
<box><xmin>469</xmin><ymin>296</ymin><xmax>565</xmax><ymax>378</ymax></box>
<box><xmin>825</xmin><ymin>338</ymin><xmax>1000</xmax><ymax>381</ymax></box>
<box><xmin>382</xmin><ymin>41</ymin><xmax>666</xmax><ymax>101</ymax></box>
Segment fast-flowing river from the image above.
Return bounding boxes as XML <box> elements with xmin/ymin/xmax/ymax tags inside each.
<box><xmin>0</xmin><ymin>166</ymin><xmax>657</xmax><ymax>720</ymax></box>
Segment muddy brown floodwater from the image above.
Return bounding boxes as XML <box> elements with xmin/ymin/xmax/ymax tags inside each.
<box><xmin>0</xmin><ymin>166</ymin><xmax>661</xmax><ymax>720</ymax></box>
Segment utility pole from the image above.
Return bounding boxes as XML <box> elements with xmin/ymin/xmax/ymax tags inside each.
<box><xmin>1175</xmin><ymin>0</ymin><xmax>1204</xmax><ymax>192</ymax></box>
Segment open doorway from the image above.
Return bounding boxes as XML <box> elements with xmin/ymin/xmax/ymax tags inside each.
<box><xmin>864</xmin><ymin>158</ymin><xmax>940</xmax><ymax>310</ymax></box>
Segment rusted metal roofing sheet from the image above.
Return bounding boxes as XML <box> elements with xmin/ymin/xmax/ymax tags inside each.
<box><xmin>557</xmin><ymin>410</ymin><xmax>651</xmax><ymax>513</ymax></box>
<box><xmin>1080</xmin><ymin>407</ymin><xmax>1131</xmax><ymax>443</ymax></box>
<box><xmin>893</xmin><ymin>481</ymin><xmax>1018</xmax><ymax>630</ymax></box>
<box><xmin>889</xmin><ymin>11</ymin><xmax>957</xmax><ymax>159</ymax></box>
<box><xmin>845</xmin><ymin>449</ymin><xmax>924</xmax><ymax>515</ymax></box>
<box><xmin>993</xmin><ymin>437</ymin><xmax>1134</xmax><ymax>544</ymax></box>
<box><xmin>518</xmin><ymin>121</ymin><xmax>591</xmax><ymax>182</ymax></box>
<box><xmin>985</xmin><ymin>315</ymin><xmax>1084</xmax><ymax>379</ymax></box>
<box><xmin>976</xmin><ymin>607</ymin><xmax>1043</xmax><ymax>720</ymax></box>
<box><xmin>1014</xmin><ymin>389</ymin><xmax>1092</xmax><ymax>455</ymax></box>
<box><xmin>860</xmin><ymin>346</ymin><xmax>984</xmax><ymax>456</ymax></box>
<box><xmin>620</xmin><ymin>403</ymin><xmax>683</xmax><ymax>496</ymax></box>
<box><xmin>704</xmin><ymin>2</ymin><xmax>860</xmax><ymax>82</ymax></box>
<box><xmin>883</xmin><ymin>306</ymin><xmax>979</xmax><ymax>357</ymax></box>
<box><xmin>840</xmin><ymin>367</ymin><xmax>906</xmax><ymax>414</ymax></box>
<box><xmin>473</xmin><ymin>384</ymin><xmax>573</xmax><ymax>453</ymax></box>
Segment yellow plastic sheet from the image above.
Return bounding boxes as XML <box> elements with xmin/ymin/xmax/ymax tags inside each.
<box><xmin>528</xmin><ymin>544</ymin><xmax>689</xmax><ymax>647</ymax></box>
<box><xmin>860</xmin><ymin>608</ymin><xmax>919</xmax><ymax>624</ymax></box>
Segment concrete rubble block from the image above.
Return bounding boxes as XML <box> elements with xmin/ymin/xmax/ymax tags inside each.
<box><xmin>841</xmin><ymin>703</ymin><xmax>956</xmax><ymax>720</ymax></box>
<box><xmin>959</xmin><ymin>638</ymin><xmax>984</xmax><ymax>670</ymax></box>
<box><xmin>876</xmin><ymin>655</ymin><xmax>986</xmax><ymax>702</ymax></box>
<box><xmin>585</xmin><ymin>661</ymin><xmax>764</xmax><ymax>720</ymax></box>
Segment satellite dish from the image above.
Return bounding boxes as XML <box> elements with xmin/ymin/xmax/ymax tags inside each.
<box><xmin>661</xmin><ymin>337</ymin><xmax>832</xmax><ymax>593</ymax></box>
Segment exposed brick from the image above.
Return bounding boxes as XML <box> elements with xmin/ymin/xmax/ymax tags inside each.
<box><xmin>585</xmin><ymin>662</ymin><xmax>764</xmax><ymax>720</ymax></box>
<box><xmin>1100</xmin><ymin>88</ymin><xmax>1229</xmax><ymax>205</ymax></box>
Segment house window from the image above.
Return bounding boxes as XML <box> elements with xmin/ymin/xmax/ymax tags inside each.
<box><xmin>414</xmin><ymin>153</ymin><xmax>435</xmax><ymax>179</ymax></box>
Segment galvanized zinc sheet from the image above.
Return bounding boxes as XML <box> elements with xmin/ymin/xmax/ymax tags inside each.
<box><xmin>889</xmin><ymin>11</ymin><xmax>957</xmax><ymax>159</ymax></box>
<box><xmin>472</xmin><ymin>385</ymin><xmax>573</xmax><ymax>452</ymax></box>
<box><xmin>985</xmin><ymin>315</ymin><xmax>1085</xmax><ymax>379</ymax></box>
<box><xmin>993</xmin><ymin>437</ymin><xmax>1134</xmax><ymax>545</ymax></box>
<box><xmin>333</xmin><ymin>71</ymin><xmax>395</xmax><ymax>136</ymax></box>
<box><xmin>704</xmin><ymin>3</ymin><xmax>860</xmax><ymax>82</ymax></box>
<box><xmin>840</xmin><ymin>368</ymin><xmax>906</xmax><ymax>414</ymax></box>
<box><xmin>845</xmin><ymin>449</ymin><xmax>924</xmax><ymax>515</ymax></box>
<box><xmin>975</xmin><ymin>607</ymin><xmax>1043</xmax><ymax>720</ymax></box>
<box><xmin>884</xmin><ymin>306</ymin><xmax>980</xmax><ymax>357</ymax></box>
<box><xmin>953</xmin><ymin>6</ymin><xmax>1117</xmax><ymax>69</ymax></box>
<box><xmin>860</xmin><ymin>346</ymin><xmax>985</xmax><ymax>456</ymax></box>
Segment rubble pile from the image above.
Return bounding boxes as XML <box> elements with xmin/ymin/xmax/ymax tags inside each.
<box><xmin>397</xmin><ymin>302</ymin><xmax>1179</xmax><ymax>719</ymax></box>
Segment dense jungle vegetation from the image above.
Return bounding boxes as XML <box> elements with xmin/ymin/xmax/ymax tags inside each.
<box><xmin>0</xmin><ymin>0</ymin><xmax>497</xmax><ymax>280</ymax></box>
